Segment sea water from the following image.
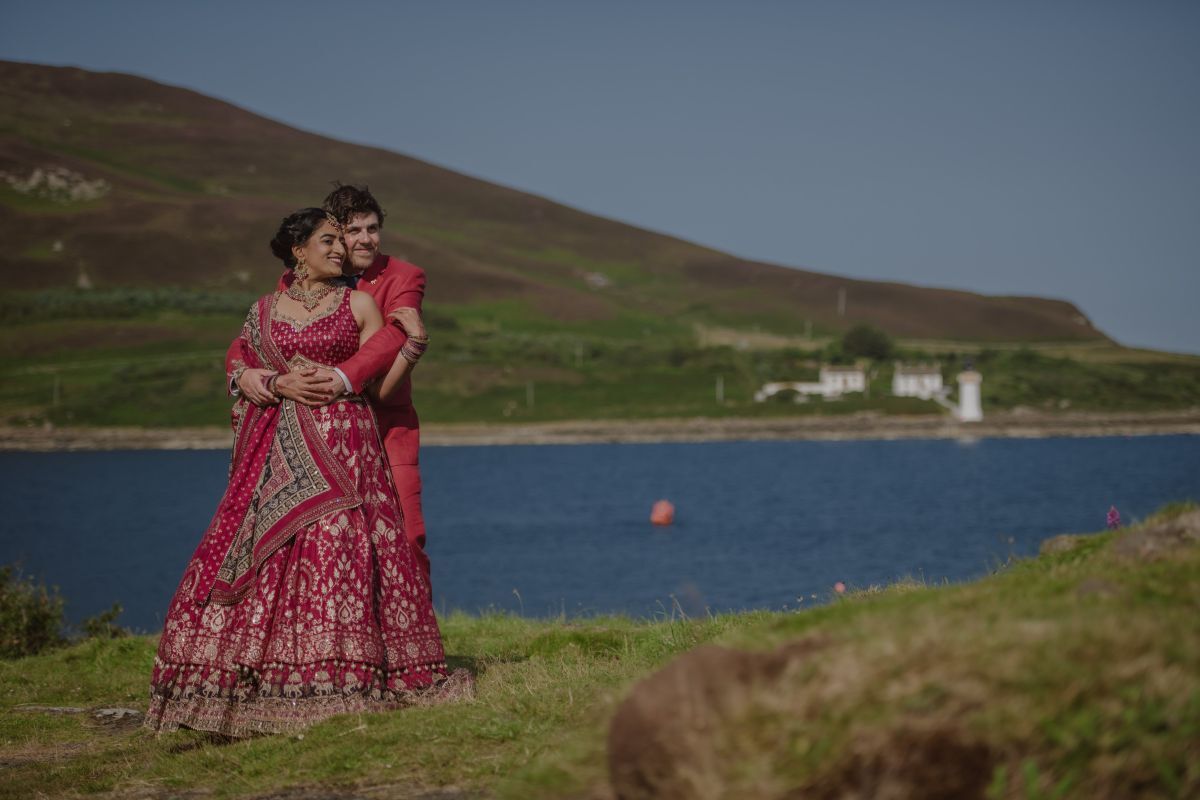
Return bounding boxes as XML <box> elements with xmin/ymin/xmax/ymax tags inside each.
<box><xmin>1</xmin><ymin>435</ymin><xmax>1196</xmax><ymax>631</ymax></box>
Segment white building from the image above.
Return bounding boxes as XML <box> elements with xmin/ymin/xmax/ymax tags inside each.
<box><xmin>818</xmin><ymin>366</ymin><xmax>866</xmax><ymax>396</ymax></box>
<box><xmin>892</xmin><ymin>363</ymin><xmax>944</xmax><ymax>399</ymax></box>
<box><xmin>755</xmin><ymin>366</ymin><xmax>867</xmax><ymax>402</ymax></box>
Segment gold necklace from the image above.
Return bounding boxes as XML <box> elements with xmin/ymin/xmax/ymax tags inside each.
<box><xmin>285</xmin><ymin>280</ymin><xmax>337</xmax><ymax>312</ymax></box>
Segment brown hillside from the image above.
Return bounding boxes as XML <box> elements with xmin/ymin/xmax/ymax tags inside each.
<box><xmin>0</xmin><ymin>60</ymin><xmax>1107</xmax><ymax>342</ymax></box>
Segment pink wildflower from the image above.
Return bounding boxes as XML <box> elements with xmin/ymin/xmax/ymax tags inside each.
<box><xmin>834</xmin><ymin>581</ymin><xmax>846</xmax><ymax>595</ymax></box>
<box><xmin>1106</xmin><ymin>506</ymin><xmax>1121</xmax><ymax>530</ymax></box>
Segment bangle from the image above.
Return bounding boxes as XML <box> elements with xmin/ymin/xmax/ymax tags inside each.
<box><xmin>266</xmin><ymin>373</ymin><xmax>280</xmax><ymax>396</ymax></box>
<box><xmin>400</xmin><ymin>334</ymin><xmax>429</xmax><ymax>365</ymax></box>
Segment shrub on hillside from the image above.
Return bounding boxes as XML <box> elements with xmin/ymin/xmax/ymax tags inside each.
<box><xmin>0</xmin><ymin>566</ymin><xmax>65</xmax><ymax>658</ymax></box>
<box><xmin>80</xmin><ymin>603</ymin><xmax>129</xmax><ymax>640</ymax></box>
<box><xmin>0</xmin><ymin>567</ymin><xmax>131</xmax><ymax>657</ymax></box>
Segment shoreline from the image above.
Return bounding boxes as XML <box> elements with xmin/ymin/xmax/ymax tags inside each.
<box><xmin>2</xmin><ymin>409</ymin><xmax>1198</xmax><ymax>451</ymax></box>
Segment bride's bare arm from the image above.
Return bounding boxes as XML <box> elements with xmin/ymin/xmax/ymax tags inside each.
<box><xmin>350</xmin><ymin>290</ymin><xmax>384</xmax><ymax>346</ymax></box>
<box><xmin>372</xmin><ymin>308</ymin><xmax>428</xmax><ymax>402</ymax></box>
<box><xmin>372</xmin><ymin>350</ymin><xmax>414</xmax><ymax>404</ymax></box>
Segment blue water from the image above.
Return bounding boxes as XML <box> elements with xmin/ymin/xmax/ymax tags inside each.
<box><xmin>1</xmin><ymin>435</ymin><xmax>1196</xmax><ymax>631</ymax></box>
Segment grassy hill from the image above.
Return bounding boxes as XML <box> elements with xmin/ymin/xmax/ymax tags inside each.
<box><xmin>0</xmin><ymin>59</ymin><xmax>1106</xmax><ymax>342</ymax></box>
<box><xmin>5</xmin><ymin>60</ymin><xmax>1197</xmax><ymax>429</ymax></box>
<box><xmin>1</xmin><ymin>504</ymin><xmax>1196</xmax><ymax>798</ymax></box>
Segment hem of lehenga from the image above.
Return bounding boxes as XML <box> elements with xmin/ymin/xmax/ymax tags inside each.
<box><xmin>143</xmin><ymin>668</ymin><xmax>474</xmax><ymax>738</ymax></box>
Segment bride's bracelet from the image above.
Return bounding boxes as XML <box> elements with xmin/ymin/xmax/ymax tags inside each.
<box><xmin>400</xmin><ymin>334</ymin><xmax>429</xmax><ymax>365</ymax></box>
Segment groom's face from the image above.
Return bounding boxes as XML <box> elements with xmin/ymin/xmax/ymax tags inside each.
<box><xmin>342</xmin><ymin>212</ymin><xmax>382</xmax><ymax>273</ymax></box>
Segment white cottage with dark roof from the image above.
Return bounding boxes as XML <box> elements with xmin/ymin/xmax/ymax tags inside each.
<box><xmin>892</xmin><ymin>363</ymin><xmax>944</xmax><ymax>399</ymax></box>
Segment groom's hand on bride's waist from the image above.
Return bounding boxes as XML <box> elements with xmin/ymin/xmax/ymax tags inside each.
<box><xmin>276</xmin><ymin>368</ymin><xmax>344</xmax><ymax>406</ymax></box>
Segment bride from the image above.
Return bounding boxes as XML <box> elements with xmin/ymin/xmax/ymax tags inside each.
<box><xmin>145</xmin><ymin>208</ymin><xmax>467</xmax><ymax>737</ymax></box>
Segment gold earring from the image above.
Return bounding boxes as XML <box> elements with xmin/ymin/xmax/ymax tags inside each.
<box><xmin>294</xmin><ymin>257</ymin><xmax>309</xmax><ymax>281</ymax></box>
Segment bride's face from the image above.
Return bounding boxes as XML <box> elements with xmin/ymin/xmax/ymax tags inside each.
<box><xmin>292</xmin><ymin>221</ymin><xmax>347</xmax><ymax>280</ymax></box>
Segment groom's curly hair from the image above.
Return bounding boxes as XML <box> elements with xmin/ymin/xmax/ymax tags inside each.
<box><xmin>323</xmin><ymin>183</ymin><xmax>386</xmax><ymax>227</ymax></box>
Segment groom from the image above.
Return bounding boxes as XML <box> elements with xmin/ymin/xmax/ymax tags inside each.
<box><xmin>229</xmin><ymin>184</ymin><xmax>432</xmax><ymax>581</ymax></box>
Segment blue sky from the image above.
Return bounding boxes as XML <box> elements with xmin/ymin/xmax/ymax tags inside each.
<box><xmin>3</xmin><ymin>1</ymin><xmax>1197</xmax><ymax>352</ymax></box>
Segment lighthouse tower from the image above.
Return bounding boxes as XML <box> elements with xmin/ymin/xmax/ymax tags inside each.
<box><xmin>956</xmin><ymin>370</ymin><xmax>983</xmax><ymax>422</ymax></box>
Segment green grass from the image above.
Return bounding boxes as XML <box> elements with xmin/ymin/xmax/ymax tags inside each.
<box><xmin>0</xmin><ymin>613</ymin><xmax>729</xmax><ymax>798</ymax></box>
<box><xmin>0</xmin><ymin>288</ymin><xmax>259</xmax><ymax>324</ymax></box>
<box><xmin>1</xmin><ymin>312</ymin><xmax>245</xmax><ymax>427</ymax></box>
<box><xmin>1</xmin><ymin>504</ymin><xmax>1197</xmax><ymax>798</ymax></box>
<box><xmin>1</xmin><ymin>299</ymin><xmax>1197</xmax><ymax>428</ymax></box>
<box><xmin>974</xmin><ymin>347</ymin><xmax>1200</xmax><ymax>411</ymax></box>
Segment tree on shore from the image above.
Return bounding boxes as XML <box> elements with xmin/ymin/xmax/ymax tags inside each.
<box><xmin>841</xmin><ymin>324</ymin><xmax>893</xmax><ymax>361</ymax></box>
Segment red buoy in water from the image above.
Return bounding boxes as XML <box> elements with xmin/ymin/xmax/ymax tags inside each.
<box><xmin>650</xmin><ymin>499</ymin><xmax>675</xmax><ymax>526</ymax></box>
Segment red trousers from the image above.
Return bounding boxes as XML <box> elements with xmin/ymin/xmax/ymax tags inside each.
<box><xmin>377</xmin><ymin>407</ymin><xmax>429</xmax><ymax>583</ymax></box>
<box><xmin>389</xmin><ymin>462</ymin><xmax>428</xmax><ymax>581</ymax></box>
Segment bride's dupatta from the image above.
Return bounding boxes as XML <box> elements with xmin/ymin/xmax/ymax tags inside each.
<box><xmin>189</xmin><ymin>295</ymin><xmax>361</xmax><ymax>606</ymax></box>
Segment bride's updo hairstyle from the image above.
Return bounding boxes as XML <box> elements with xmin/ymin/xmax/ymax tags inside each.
<box><xmin>269</xmin><ymin>207</ymin><xmax>330</xmax><ymax>269</ymax></box>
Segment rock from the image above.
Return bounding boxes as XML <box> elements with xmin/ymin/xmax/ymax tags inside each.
<box><xmin>605</xmin><ymin>637</ymin><xmax>999</xmax><ymax>800</ymax></box>
<box><xmin>248</xmin><ymin>788</ymin><xmax>481</xmax><ymax>800</ymax></box>
<box><xmin>607</xmin><ymin>639</ymin><xmax>823</xmax><ymax>800</ymax></box>
<box><xmin>14</xmin><ymin>705</ymin><xmax>86</xmax><ymax>714</ymax></box>
<box><xmin>94</xmin><ymin>707</ymin><xmax>142</xmax><ymax>721</ymax></box>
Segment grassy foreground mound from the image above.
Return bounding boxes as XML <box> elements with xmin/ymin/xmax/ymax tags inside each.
<box><xmin>1</xmin><ymin>505</ymin><xmax>1196</xmax><ymax>799</ymax></box>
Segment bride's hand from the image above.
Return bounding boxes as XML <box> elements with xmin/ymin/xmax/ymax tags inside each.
<box><xmin>387</xmin><ymin>307</ymin><xmax>426</xmax><ymax>338</ymax></box>
<box><xmin>237</xmin><ymin>368</ymin><xmax>279</xmax><ymax>406</ymax></box>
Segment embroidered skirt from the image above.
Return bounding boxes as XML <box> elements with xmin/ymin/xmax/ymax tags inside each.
<box><xmin>144</xmin><ymin>400</ymin><xmax>470</xmax><ymax>737</ymax></box>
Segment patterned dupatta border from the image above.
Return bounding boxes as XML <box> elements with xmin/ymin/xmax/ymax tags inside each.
<box><xmin>192</xmin><ymin>294</ymin><xmax>361</xmax><ymax>606</ymax></box>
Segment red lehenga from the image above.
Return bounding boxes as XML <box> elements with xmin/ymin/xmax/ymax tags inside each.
<box><xmin>145</xmin><ymin>289</ymin><xmax>468</xmax><ymax>737</ymax></box>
